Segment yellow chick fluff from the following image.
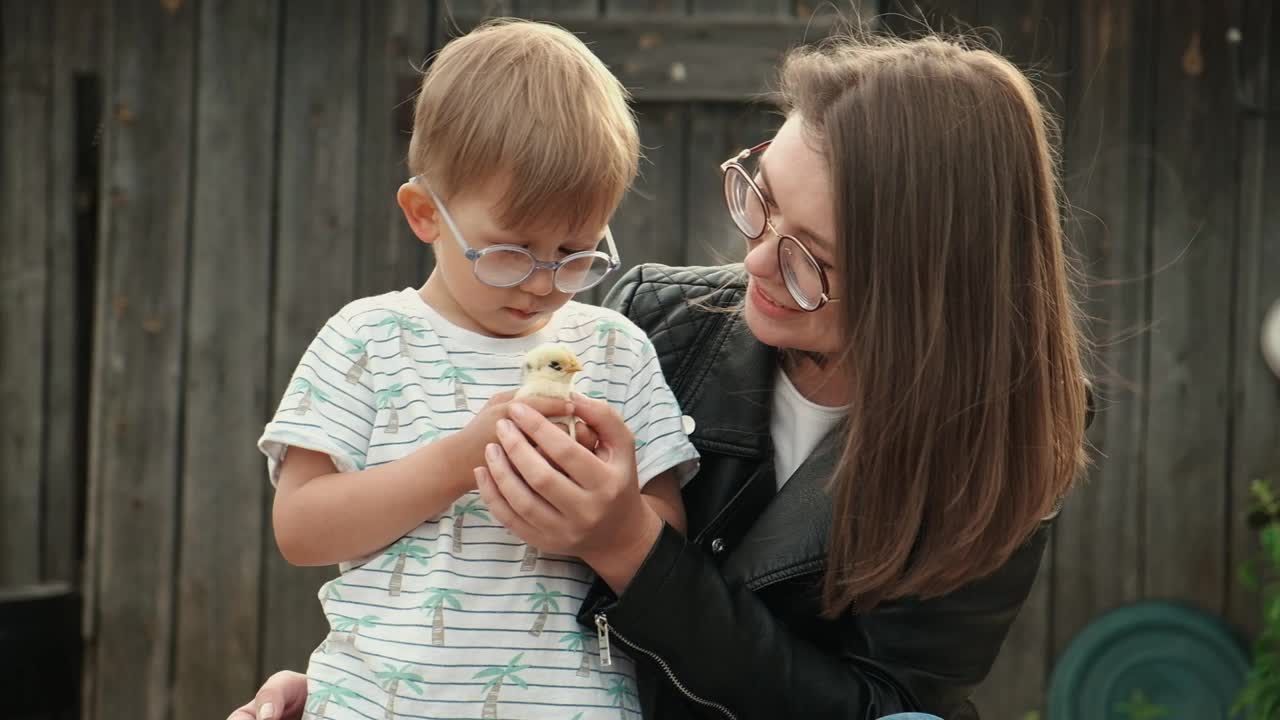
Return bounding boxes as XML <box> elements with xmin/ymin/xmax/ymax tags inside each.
<box><xmin>516</xmin><ymin>343</ymin><xmax>584</xmax><ymax>439</ymax></box>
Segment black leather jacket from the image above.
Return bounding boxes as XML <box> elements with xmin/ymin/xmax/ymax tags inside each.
<box><xmin>577</xmin><ymin>264</ymin><xmax>1072</xmax><ymax>720</ymax></box>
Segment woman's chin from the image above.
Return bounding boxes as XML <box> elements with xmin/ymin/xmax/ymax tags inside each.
<box><xmin>744</xmin><ymin>302</ymin><xmax>797</xmax><ymax>350</ymax></box>
<box><xmin>744</xmin><ymin>301</ymin><xmax>841</xmax><ymax>356</ymax></box>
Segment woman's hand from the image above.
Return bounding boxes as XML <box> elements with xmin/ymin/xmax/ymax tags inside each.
<box><xmin>476</xmin><ymin>393</ymin><xmax>663</xmax><ymax>592</ymax></box>
<box><xmin>225</xmin><ymin>670</ymin><xmax>307</xmax><ymax>720</ymax></box>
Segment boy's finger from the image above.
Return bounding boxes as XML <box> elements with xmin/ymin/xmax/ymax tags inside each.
<box><xmin>484</xmin><ymin>390</ymin><xmax>517</xmax><ymax>408</ymax></box>
<box><xmin>569</xmin><ymin>393</ymin><xmax>633</xmax><ymax>454</ymax></box>
<box><xmin>573</xmin><ymin>421</ymin><xmax>598</xmax><ymax>450</ymax></box>
<box><xmin>511</xmin><ymin>395</ymin><xmax>575</xmax><ymax>421</ymax></box>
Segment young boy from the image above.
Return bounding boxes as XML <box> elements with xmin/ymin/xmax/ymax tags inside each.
<box><xmin>258</xmin><ymin>19</ymin><xmax>698</xmax><ymax>720</ymax></box>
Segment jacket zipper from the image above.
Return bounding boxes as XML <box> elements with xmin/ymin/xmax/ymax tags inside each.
<box><xmin>596</xmin><ymin>613</ymin><xmax>738</xmax><ymax>720</ymax></box>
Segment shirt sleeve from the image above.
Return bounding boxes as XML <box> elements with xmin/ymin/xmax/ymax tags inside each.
<box><xmin>622</xmin><ymin>337</ymin><xmax>701</xmax><ymax>489</ymax></box>
<box><xmin>258</xmin><ymin>312</ymin><xmax>378</xmax><ymax>485</ymax></box>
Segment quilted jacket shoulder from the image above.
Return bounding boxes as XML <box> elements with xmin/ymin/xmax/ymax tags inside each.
<box><xmin>601</xmin><ymin>263</ymin><xmax>748</xmax><ymax>403</ymax></box>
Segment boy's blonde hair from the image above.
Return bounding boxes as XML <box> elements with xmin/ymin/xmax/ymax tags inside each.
<box><xmin>408</xmin><ymin>19</ymin><xmax>638</xmax><ymax>236</ymax></box>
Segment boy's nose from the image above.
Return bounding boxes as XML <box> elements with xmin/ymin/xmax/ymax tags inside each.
<box><xmin>519</xmin><ymin>267</ymin><xmax>556</xmax><ymax>296</ymax></box>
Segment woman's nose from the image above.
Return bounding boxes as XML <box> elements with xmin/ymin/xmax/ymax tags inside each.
<box><xmin>742</xmin><ymin>233</ymin><xmax>779</xmax><ymax>278</ymax></box>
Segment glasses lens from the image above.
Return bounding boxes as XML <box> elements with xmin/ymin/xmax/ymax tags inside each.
<box><xmin>555</xmin><ymin>253</ymin><xmax>613</xmax><ymax>293</ymax></box>
<box><xmin>779</xmin><ymin>237</ymin><xmax>826</xmax><ymax>311</ymax></box>
<box><xmin>473</xmin><ymin>248</ymin><xmax>535</xmax><ymax>287</ymax></box>
<box><xmin>724</xmin><ymin>167</ymin><xmax>767</xmax><ymax>239</ymax></box>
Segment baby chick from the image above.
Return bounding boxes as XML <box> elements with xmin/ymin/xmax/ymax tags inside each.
<box><xmin>516</xmin><ymin>343</ymin><xmax>585</xmax><ymax>439</ymax></box>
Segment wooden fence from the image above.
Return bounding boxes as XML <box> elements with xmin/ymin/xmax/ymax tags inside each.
<box><xmin>2</xmin><ymin>1</ymin><xmax>1279</xmax><ymax>718</ymax></box>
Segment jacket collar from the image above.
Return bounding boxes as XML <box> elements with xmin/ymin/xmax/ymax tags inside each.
<box><xmin>721</xmin><ymin>426</ymin><xmax>840</xmax><ymax>589</ymax></box>
<box><xmin>674</xmin><ymin>289</ymin><xmax>839</xmax><ymax>587</ymax></box>
<box><xmin>678</xmin><ymin>302</ymin><xmax>777</xmax><ymax>459</ymax></box>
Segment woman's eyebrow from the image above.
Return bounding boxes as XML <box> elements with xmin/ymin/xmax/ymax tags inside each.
<box><xmin>758</xmin><ymin>159</ymin><xmax>835</xmax><ymax>255</ymax></box>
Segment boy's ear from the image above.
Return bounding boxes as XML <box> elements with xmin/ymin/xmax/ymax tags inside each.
<box><xmin>397</xmin><ymin>181</ymin><xmax>441</xmax><ymax>245</ymax></box>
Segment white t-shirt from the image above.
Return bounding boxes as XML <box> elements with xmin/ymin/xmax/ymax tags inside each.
<box><xmin>771</xmin><ymin>367</ymin><xmax>846</xmax><ymax>489</ymax></box>
<box><xmin>258</xmin><ymin>288</ymin><xmax>699</xmax><ymax>720</ymax></box>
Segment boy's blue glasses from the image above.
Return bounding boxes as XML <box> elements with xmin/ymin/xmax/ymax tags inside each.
<box><xmin>412</xmin><ymin>176</ymin><xmax>621</xmax><ymax>294</ymax></box>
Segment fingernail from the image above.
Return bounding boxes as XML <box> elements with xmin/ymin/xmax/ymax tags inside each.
<box><xmin>258</xmin><ymin>703</ymin><xmax>275</xmax><ymax>720</ymax></box>
<box><xmin>474</xmin><ymin>467</ymin><xmax>486</xmax><ymax>484</ymax></box>
<box><xmin>485</xmin><ymin>443</ymin><xmax>501</xmax><ymax>460</ymax></box>
<box><xmin>497</xmin><ymin>419</ymin><xmax>515</xmax><ymax>434</ymax></box>
<box><xmin>509</xmin><ymin>402</ymin><xmax>532</xmax><ymax>419</ymax></box>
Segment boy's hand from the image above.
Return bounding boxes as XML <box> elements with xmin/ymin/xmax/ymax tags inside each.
<box><xmin>450</xmin><ymin>392</ymin><xmax>595</xmax><ymax>484</ymax></box>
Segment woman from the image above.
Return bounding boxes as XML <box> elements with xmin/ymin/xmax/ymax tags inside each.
<box><xmin>230</xmin><ymin>32</ymin><xmax>1090</xmax><ymax>720</ymax></box>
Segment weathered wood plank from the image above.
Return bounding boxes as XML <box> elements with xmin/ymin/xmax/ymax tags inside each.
<box><xmin>0</xmin><ymin>0</ymin><xmax>52</xmax><ymax>587</ymax></box>
<box><xmin>681</xmin><ymin>0</ymin><xmax>783</xmax><ymax>271</ymax></box>
<box><xmin>979</xmin><ymin>536</ymin><xmax>1056</xmax><ymax>720</ymax></box>
<box><xmin>1143</xmin><ymin>0</ymin><xmax>1236</xmax><ymax>611</ymax></box>
<box><xmin>684</xmin><ymin>103</ymin><xmax>777</xmax><ymax>267</ymax></box>
<box><xmin>796</xmin><ymin>0</ymin><xmax>876</xmax><ymax>25</ymax></box>
<box><xmin>86</xmin><ymin>0</ymin><xmax>195</xmax><ymax>717</ymax></box>
<box><xmin>691</xmin><ymin>0</ymin><xmax>790</xmax><ymax>15</ymax></box>
<box><xmin>605</xmin><ymin>0</ymin><xmax>685</xmax><ymax>15</ymax></box>
<box><xmin>440</xmin><ymin>15</ymin><xmax>836</xmax><ymax>101</ymax></box>
<box><xmin>45</xmin><ymin>0</ymin><xmax>103</xmax><ymax>587</ymax></box>
<box><xmin>1227</xmin><ymin>0</ymin><xmax>1279</xmax><ymax>639</ymax></box>
<box><xmin>437</xmin><ymin>0</ymin><xmax>515</xmax><ymax>31</ymax></box>
<box><xmin>591</xmin><ymin>103</ymin><xmax>688</xmax><ymax>303</ymax></box>
<box><xmin>171</xmin><ymin>2</ymin><xmax>279</xmax><ymax>717</ymax></box>
<box><xmin>518</xmin><ymin>0</ymin><xmax>600</xmax><ymax>17</ymax></box>
<box><xmin>967</xmin><ymin>2</ymin><xmax>1072</xmax><ymax>716</ymax></box>
<box><xmin>589</xmin><ymin>0</ymin><xmax>687</xmax><ymax>302</ymax></box>
<box><xmin>355</xmin><ymin>0</ymin><xmax>432</xmax><ymax>298</ymax></box>
<box><xmin>1049</xmin><ymin>0</ymin><xmax>1155</xmax><ymax>660</ymax></box>
<box><xmin>881</xmin><ymin>0</ymin><xmax>981</xmax><ymax>36</ymax></box>
<box><xmin>261</xmin><ymin>0</ymin><xmax>363</xmax><ymax>676</ymax></box>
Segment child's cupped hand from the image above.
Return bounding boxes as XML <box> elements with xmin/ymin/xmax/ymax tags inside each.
<box><xmin>461</xmin><ymin>391</ymin><xmax>598</xmax><ymax>464</ymax></box>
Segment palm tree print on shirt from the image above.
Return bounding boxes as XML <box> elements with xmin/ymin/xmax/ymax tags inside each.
<box><xmin>520</xmin><ymin>544</ymin><xmax>539</xmax><ymax>571</ymax></box>
<box><xmin>330</xmin><ymin>614</ymin><xmax>380</xmax><ymax>645</ymax></box>
<box><xmin>323</xmin><ymin>579</ymin><xmax>343</xmax><ymax>602</ymax></box>
<box><xmin>290</xmin><ymin>378</ymin><xmax>330</xmax><ymax>415</ymax></box>
<box><xmin>597</xmin><ymin>320</ymin><xmax>631</xmax><ymax>366</ymax></box>
<box><xmin>421</xmin><ymin>587</ymin><xmax>463</xmax><ymax>646</ymax></box>
<box><xmin>606</xmin><ymin>677</ymin><xmax>638</xmax><ymax>719</ymax></box>
<box><xmin>474</xmin><ymin>654</ymin><xmax>530</xmax><ymax>720</ymax></box>
<box><xmin>380</xmin><ymin>539</ymin><xmax>429</xmax><ymax>596</ymax></box>
<box><xmin>344</xmin><ymin>337</ymin><xmax>370</xmax><ymax>383</ymax></box>
<box><xmin>451</xmin><ymin>497</ymin><xmax>490</xmax><ymax>552</ymax></box>
<box><xmin>559</xmin><ymin>630</ymin><xmax>593</xmax><ymax>677</ymax></box>
<box><xmin>431</xmin><ymin>359</ymin><xmax>475</xmax><ymax>410</ymax></box>
<box><xmin>417</xmin><ymin>425</ymin><xmax>442</xmax><ymax>445</ymax></box>
<box><xmin>305</xmin><ymin>678</ymin><xmax>359</xmax><ymax>720</ymax></box>
<box><xmin>377</xmin><ymin>312</ymin><xmax>426</xmax><ymax>356</ymax></box>
<box><xmin>375</xmin><ymin>383</ymin><xmax>405</xmax><ymax>434</ymax></box>
<box><xmin>527</xmin><ymin>583</ymin><xmax>564</xmax><ymax>636</ymax></box>
<box><xmin>374</xmin><ymin>664</ymin><xmax>425</xmax><ymax>720</ymax></box>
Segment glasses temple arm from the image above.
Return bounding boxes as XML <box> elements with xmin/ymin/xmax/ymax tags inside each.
<box><xmin>413</xmin><ymin>176</ymin><xmax>472</xmax><ymax>257</ymax></box>
<box><xmin>603</xmin><ymin>226</ymin><xmax>621</xmax><ymax>266</ymax></box>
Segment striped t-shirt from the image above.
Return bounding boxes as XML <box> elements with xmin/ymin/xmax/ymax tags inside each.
<box><xmin>258</xmin><ymin>287</ymin><xmax>699</xmax><ymax>720</ymax></box>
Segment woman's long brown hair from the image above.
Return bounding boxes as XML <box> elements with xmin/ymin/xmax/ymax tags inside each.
<box><xmin>779</xmin><ymin>35</ymin><xmax>1090</xmax><ymax>615</ymax></box>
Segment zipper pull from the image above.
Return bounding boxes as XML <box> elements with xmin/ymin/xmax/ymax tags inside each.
<box><xmin>595</xmin><ymin>613</ymin><xmax>612</xmax><ymax>667</ymax></box>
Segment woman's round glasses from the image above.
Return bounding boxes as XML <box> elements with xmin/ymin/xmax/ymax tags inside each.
<box><xmin>720</xmin><ymin>141</ymin><xmax>834</xmax><ymax>312</ymax></box>
<box><xmin>413</xmin><ymin>177</ymin><xmax>621</xmax><ymax>294</ymax></box>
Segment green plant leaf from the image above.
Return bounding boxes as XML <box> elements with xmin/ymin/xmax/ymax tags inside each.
<box><xmin>1264</xmin><ymin>525</ymin><xmax>1280</xmax><ymax>567</ymax></box>
<box><xmin>1241</xmin><ymin>560</ymin><xmax>1261</xmax><ymax>590</ymax></box>
<box><xmin>1267</xmin><ymin>596</ymin><xmax>1280</xmax><ymax>624</ymax></box>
